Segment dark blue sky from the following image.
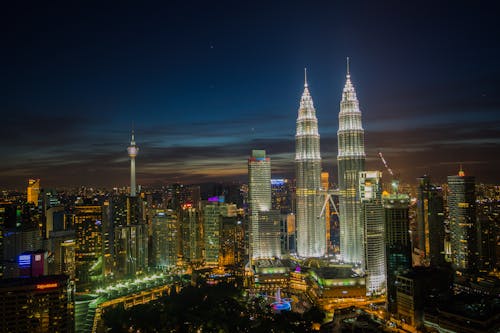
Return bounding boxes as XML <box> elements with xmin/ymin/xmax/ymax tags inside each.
<box><xmin>2</xmin><ymin>1</ymin><xmax>500</xmax><ymax>188</ymax></box>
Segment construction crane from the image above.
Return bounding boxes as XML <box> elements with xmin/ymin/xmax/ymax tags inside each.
<box><xmin>378</xmin><ymin>151</ymin><xmax>399</xmax><ymax>193</ymax></box>
<box><xmin>378</xmin><ymin>151</ymin><xmax>394</xmax><ymax>177</ymax></box>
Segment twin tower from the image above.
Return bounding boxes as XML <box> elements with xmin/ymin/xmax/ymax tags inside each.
<box><xmin>295</xmin><ymin>61</ymin><xmax>365</xmax><ymax>262</ymax></box>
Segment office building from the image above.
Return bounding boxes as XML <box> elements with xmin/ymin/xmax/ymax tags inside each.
<box><xmin>416</xmin><ymin>176</ymin><xmax>445</xmax><ymax>266</ymax></box>
<box><xmin>151</xmin><ymin>209</ymin><xmax>179</xmax><ymax>268</ymax></box>
<box><xmin>295</xmin><ymin>70</ymin><xmax>325</xmax><ymax>257</ymax></box>
<box><xmin>248</xmin><ymin>150</ymin><xmax>281</xmax><ymax>259</ymax></box>
<box><xmin>180</xmin><ymin>205</ymin><xmax>203</xmax><ymax>264</ymax></box>
<box><xmin>321</xmin><ymin>172</ymin><xmax>331</xmax><ymax>253</ymax></box>
<box><xmin>383</xmin><ymin>192</ymin><xmax>411</xmax><ymax>313</ymax></box>
<box><xmin>359</xmin><ymin>171</ymin><xmax>385</xmax><ymax>295</ymax></box>
<box><xmin>337</xmin><ymin>60</ymin><xmax>365</xmax><ymax>264</ymax></box>
<box><xmin>0</xmin><ymin>275</ymin><xmax>74</xmax><ymax>332</ymax></box>
<box><xmin>203</xmin><ymin>202</ymin><xmax>221</xmax><ymax>266</ymax></box>
<box><xmin>73</xmin><ymin>205</ymin><xmax>103</xmax><ymax>287</ymax></box>
<box><xmin>27</xmin><ymin>179</ymin><xmax>40</xmax><ymax>205</ymax></box>
<box><xmin>448</xmin><ymin>169</ymin><xmax>477</xmax><ymax>271</ymax></box>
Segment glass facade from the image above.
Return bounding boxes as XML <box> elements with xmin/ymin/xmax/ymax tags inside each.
<box><xmin>248</xmin><ymin>150</ymin><xmax>281</xmax><ymax>259</ymax></box>
<box><xmin>447</xmin><ymin>171</ymin><xmax>476</xmax><ymax>270</ymax></box>
<box><xmin>359</xmin><ymin>171</ymin><xmax>386</xmax><ymax>295</ymax></box>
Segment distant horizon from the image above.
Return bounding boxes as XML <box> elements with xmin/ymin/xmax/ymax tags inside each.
<box><xmin>2</xmin><ymin>169</ymin><xmax>497</xmax><ymax>193</ymax></box>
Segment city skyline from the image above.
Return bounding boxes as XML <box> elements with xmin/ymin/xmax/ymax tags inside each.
<box><xmin>3</xmin><ymin>1</ymin><xmax>500</xmax><ymax>188</ymax></box>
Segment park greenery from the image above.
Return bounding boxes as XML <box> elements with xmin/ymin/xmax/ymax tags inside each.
<box><xmin>102</xmin><ymin>283</ymin><xmax>325</xmax><ymax>332</ymax></box>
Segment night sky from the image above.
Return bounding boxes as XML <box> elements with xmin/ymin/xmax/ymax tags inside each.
<box><xmin>2</xmin><ymin>1</ymin><xmax>500</xmax><ymax>189</ymax></box>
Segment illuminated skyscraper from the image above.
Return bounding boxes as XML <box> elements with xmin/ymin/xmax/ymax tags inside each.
<box><xmin>248</xmin><ymin>150</ymin><xmax>281</xmax><ymax>259</ymax></box>
<box><xmin>295</xmin><ymin>69</ymin><xmax>325</xmax><ymax>257</ymax></box>
<box><xmin>203</xmin><ymin>202</ymin><xmax>221</xmax><ymax>266</ymax></box>
<box><xmin>448</xmin><ymin>168</ymin><xmax>477</xmax><ymax>271</ymax></box>
<box><xmin>337</xmin><ymin>59</ymin><xmax>365</xmax><ymax>264</ymax></box>
<box><xmin>359</xmin><ymin>171</ymin><xmax>385</xmax><ymax>295</ymax></box>
<box><xmin>151</xmin><ymin>209</ymin><xmax>178</xmax><ymax>268</ymax></box>
<box><xmin>27</xmin><ymin>179</ymin><xmax>40</xmax><ymax>204</ymax></box>
<box><xmin>127</xmin><ymin>131</ymin><xmax>139</xmax><ymax>197</ymax></box>
<box><xmin>180</xmin><ymin>205</ymin><xmax>203</xmax><ymax>264</ymax></box>
<box><xmin>73</xmin><ymin>205</ymin><xmax>103</xmax><ymax>288</ymax></box>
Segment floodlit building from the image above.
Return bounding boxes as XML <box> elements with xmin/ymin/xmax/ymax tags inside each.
<box><xmin>295</xmin><ymin>69</ymin><xmax>325</xmax><ymax>257</ymax></box>
<box><xmin>248</xmin><ymin>150</ymin><xmax>281</xmax><ymax>260</ymax></box>
<box><xmin>180</xmin><ymin>205</ymin><xmax>203</xmax><ymax>264</ymax></box>
<box><xmin>27</xmin><ymin>179</ymin><xmax>40</xmax><ymax>204</ymax></box>
<box><xmin>337</xmin><ymin>59</ymin><xmax>365</xmax><ymax>264</ymax></box>
<box><xmin>73</xmin><ymin>205</ymin><xmax>102</xmax><ymax>286</ymax></box>
<box><xmin>151</xmin><ymin>209</ymin><xmax>179</xmax><ymax>268</ymax></box>
<box><xmin>203</xmin><ymin>202</ymin><xmax>221</xmax><ymax>266</ymax></box>
<box><xmin>359</xmin><ymin>171</ymin><xmax>385</xmax><ymax>295</ymax></box>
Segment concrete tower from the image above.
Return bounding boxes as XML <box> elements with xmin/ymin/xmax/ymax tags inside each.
<box><xmin>127</xmin><ymin>130</ymin><xmax>139</xmax><ymax>197</ymax></box>
<box><xmin>295</xmin><ymin>69</ymin><xmax>325</xmax><ymax>257</ymax></box>
<box><xmin>337</xmin><ymin>58</ymin><xmax>366</xmax><ymax>264</ymax></box>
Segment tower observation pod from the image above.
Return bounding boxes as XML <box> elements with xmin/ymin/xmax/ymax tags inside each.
<box><xmin>127</xmin><ymin>130</ymin><xmax>139</xmax><ymax>197</ymax></box>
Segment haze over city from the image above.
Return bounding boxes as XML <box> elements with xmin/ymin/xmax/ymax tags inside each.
<box><xmin>2</xmin><ymin>0</ymin><xmax>499</xmax><ymax>188</ymax></box>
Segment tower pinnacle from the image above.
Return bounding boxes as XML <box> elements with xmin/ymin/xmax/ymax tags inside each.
<box><xmin>304</xmin><ymin>67</ymin><xmax>308</xmax><ymax>88</ymax></box>
<box><xmin>127</xmin><ymin>130</ymin><xmax>139</xmax><ymax>197</ymax></box>
<box><xmin>346</xmin><ymin>57</ymin><xmax>350</xmax><ymax>77</ymax></box>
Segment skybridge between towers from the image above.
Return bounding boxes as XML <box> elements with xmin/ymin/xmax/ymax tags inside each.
<box><xmin>318</xmin><ymin>188</ymin><xmax>340</xmax><ymax>219</ymax></box>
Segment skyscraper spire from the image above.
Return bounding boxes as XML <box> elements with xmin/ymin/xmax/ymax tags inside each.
<box><xmin>295</xmin><ymin>70</ymin><xmax>325</xmax><ymax>257</ymax></box>
<box><xmin>346</xmin><ymin>57</ymin><xmax>350</xmax><ymax>77</ymax></box>
<box><xmin>458</xmin><ymin>164</ymin><xmax>465</xmax><ymax>177</ymax></box>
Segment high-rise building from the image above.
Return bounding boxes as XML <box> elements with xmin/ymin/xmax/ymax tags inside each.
<box><xmin>337</xmin><ymin>59</ymin><xmax>365</xmax><ymax>264</ymax></box>
<box><xmin>151</xmin><ymin>209</ymin><xmax>178</xmax><ymax>268</ymax></box>
<box><xmin>416</xmin><ymin>176</ymin><xmax>445</xmax><ymax>266</ymax></box>
<box><xmin>448</xmin><ymin>169</ymin><xmax>477</xmax><ymax>271</ymax></box>
<box><xmin>295</xmin><ymin>70</ymin><xmax>325</xmax><ymax>258</ymax></box>
<box><xmin>383</xmin><ymin>192</ymin><xmax>411</xmax><ymax>313</ymax></box>
<box><xmin>180</xmin><ymin>205</ymin><xmax>203</xmax><ymax>264</ymax></box>
<box><xmin>73</xmin><ymin>205</ymin><xmax>102</xmax><ymax>287</ymax></box>
<box><xmin>219</xmin><ymin>214</ymin><xmax>245</xmax><ymax>267</ymax></box>
<box><xmin>203</xmin><ymin>202</ymin><xmax>221</xmax><ymax>266</ymax></box>
<box><xmin>111</xmin><ymin>195</ymin><xmax>148</xmax><ymax>277</ymax></box>
<box><xmin>477</xmin><ymin>201</ymin><xmax>499</xmax><ymax>272</ymax></box>
<box><xmin>127</xmin><ymin>130</ymin><xmax>139</xmax><ymax>197</ymax></box>
<box><xmin>271</xmin><ymin>179</ymin><xmax>293</xmax><ymax>214</ymax></box>
<box><xmin>248</xmin><ymin>150</ymin><xmax>281</xmax><ymax>260</ymax></box>
<box><xmin>321</xmin><ymin>172</ymin><xmax>331</xmax><ymax>253</ymax></box>
<box><xmin>27</xmin><ymin>179</ymin><xmax>40</xmax><ymax>204</ymax></box>
<box><xmin>359</xmin><ymin>171</ymin><xmax>385</xmax><ymax>295</ymax></box>
<box><xmin>0</xmin><ymin>275</ymin><xmax>74</xmax><ymax>332</ymax></box>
